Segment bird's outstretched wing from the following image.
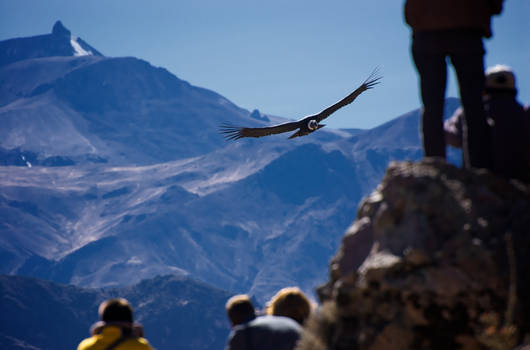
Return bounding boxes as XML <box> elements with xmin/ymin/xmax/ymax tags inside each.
<box><xmin>220</xmin><ymin>68</ymin><xmax>381</xmax><ymax>141</ymax></box>
<box><xmin>313</xmin><ymin>67</ymin><xmax>382</xmax><ymax>122</ymax></box>
<box><xmin>220</xmin><ymin>121</ymin><xmax>301</xmax><ymax>140</ymax></box>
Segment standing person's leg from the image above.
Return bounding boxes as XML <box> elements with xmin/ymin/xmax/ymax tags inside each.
<box><xmin>451</xmin><ymin>49</ymin><xmax>491</xmax><ymax>169</ymax></box>
<box><xmin>412</xmin><ymin>43</ymin><xmax>447</xmax><ymax>159</ymax></box>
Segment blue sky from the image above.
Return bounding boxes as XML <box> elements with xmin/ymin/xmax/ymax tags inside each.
<box><xmin>1</xmin><ymin>0</ymin><xmax>529</xmax><ymax>129</ymax></box>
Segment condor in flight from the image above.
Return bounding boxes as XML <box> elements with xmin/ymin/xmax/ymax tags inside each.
<box><xmin>220</xmin><ymin>68</ymin><xmax>381</xmax><ymax>140</ymax></box>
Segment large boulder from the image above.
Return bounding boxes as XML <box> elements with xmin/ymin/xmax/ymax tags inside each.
<box><xmin>299</xmin><ymin>159</ymin><xmax>530</xmax><ymax>350</ymax></box>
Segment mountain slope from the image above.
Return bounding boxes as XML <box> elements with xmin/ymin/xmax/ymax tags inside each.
<box><xmin>0</xmin><ymin>274</ymin><xmax>232</xmax><ymax>350</ymax></box>
<box><xmin>0</xmin><ymin>54</ymin><xmax>258</xmax><ymax>164</ymax></box>
<box><xmin>0</xmin><ymin>22</ymin><xmax>283</xmax><ymax>165</ymax></box>
<box><xmin>3</xmin><ymin>142</ymin><xmax>364</xmax><ymax>301</ymax></box>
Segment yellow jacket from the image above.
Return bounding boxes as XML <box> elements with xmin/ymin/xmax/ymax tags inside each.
<box><xmin>77</xmin><ymin>325</ymin><xmax>153</xmax><ymax>350</ymax></box>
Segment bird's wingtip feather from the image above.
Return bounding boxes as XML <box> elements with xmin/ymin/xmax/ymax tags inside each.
<box><xmin>219</xmin><ymin>123</ymin><xmax>244</xmax><ymax>141</ymax></box>
<box><xmin>364</xmin><ymin>66</ymin><xmax>382</xmax><ymax>89</ymax></box>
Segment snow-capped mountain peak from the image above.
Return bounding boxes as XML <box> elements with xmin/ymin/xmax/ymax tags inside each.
<box><xmin>0</xmin><ymin>20</ymin><xmax>103</xmax><ymax>67</ymax></box>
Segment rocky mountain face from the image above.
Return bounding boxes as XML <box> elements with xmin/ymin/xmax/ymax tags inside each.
<box><xmin>298</xmin><ymin>159</ymin><xmax>530</xmax><ymax>350</ymax></box>
<box><xmin>0</xmin><ymin>21</ymin><xmax>462</xmax><ymax>305</ymax></box>
<box><xmin>0</xmin><ymin>274</ymin><xmax>232</xmax><ymax>350</ymax></box>
<box><xmin>1</xmin><ymin>142</ymin><xmax>367</xmax><ymax>302</ymax></box>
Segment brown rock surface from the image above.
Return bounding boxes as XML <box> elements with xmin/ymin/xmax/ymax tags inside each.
<box><xmin>298</xmin><ymin>159</ymin><xmax>530</xmax><ymax>350</ymax></box>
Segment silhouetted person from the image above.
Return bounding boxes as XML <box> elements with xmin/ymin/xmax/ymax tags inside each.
<box><xmin>405</xmin><ymin>0</ymin><xmax>504</xmax><ymax>169</ymax></box>
<box><xmin>226</xmin><ymin>294</ymin><xmax>258</xmax><ymax>327</ymax></box>
<box><xmin>445</xmin><ymin>65</ymin><xmax>530</xmax><ymax>182</ymax></box>
<box><xmin>77</xmin><ymin>298</ymin><xmax>153</xmax><ymax>350</ymax></box>
<box><xmin>225</xmin><ymin>294</ymin><xmax>302</xmax><ymax>350</ymax></box>
<box><xmin>266</xmin><ymin>287</ymin><xmax>313</xmax><ymax>326</ymax></box>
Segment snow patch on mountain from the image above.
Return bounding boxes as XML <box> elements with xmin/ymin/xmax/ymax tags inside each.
<box><xmin>70</xmin><ymin>37</ymin><xmax>92</xmax><ymax>56</ymax></box>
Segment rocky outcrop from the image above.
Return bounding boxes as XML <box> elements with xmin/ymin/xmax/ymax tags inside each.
<box><xmin>299</xmin><ymin>159</ymin><xmax>530</xmax><ymax>350</ymax></box>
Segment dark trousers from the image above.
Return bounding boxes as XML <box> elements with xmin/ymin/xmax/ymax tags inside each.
<box><xmin>412</xmin><ymin>30</ymin><xmax>492</xmax><ymax>169</ymax></box>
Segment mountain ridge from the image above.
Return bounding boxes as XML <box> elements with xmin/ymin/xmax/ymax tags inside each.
<box><xmin>0</xmin><ymin>22</ymin><xmax>461</xmax><ymax>303</ymax></box>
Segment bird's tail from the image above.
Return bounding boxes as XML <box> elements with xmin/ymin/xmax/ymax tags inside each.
<box><xmin>288</xmin><ymin>130</ymin><xmax>303</xmax><ymax>139</ymax></box>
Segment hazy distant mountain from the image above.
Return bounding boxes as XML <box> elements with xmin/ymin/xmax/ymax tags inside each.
<box><xmin>0</xmin><ymin>274</ymin><xmax>232</xmax><ymax>350</ymax></box>
<box><xmin>0</xmin><ymin>22</ymin><xmax>461</xmax><ymax>303</ymax></box>
<box><xmin>0</xmin><ymin>21</ymin><xmax>281</xmax><ymax>166</ymax></box>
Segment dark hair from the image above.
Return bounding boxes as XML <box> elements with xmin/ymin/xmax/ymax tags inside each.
<box><xmin>225</xmin><ymin>294</ymin><xmax>256</xmax><ymax>326</ymax></box>
<box><xmin>98</xmin><ymin>298</ymin><xmax>134</xmax><ymax>323</ymax></box>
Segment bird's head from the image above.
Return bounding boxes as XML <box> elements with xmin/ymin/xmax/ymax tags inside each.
<box><xmin>307</xmin><ymin>119</ymin><xmax>318</xmax><ymax>131</ymax></box>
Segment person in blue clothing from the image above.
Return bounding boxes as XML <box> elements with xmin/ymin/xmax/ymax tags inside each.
<box><xmin>225</xmin><ymin>294</ymin><xmax>302</xmax><ymax>350</ymax></box>
<box><xmin>445</xmin><ymin>65</ymin><xmax>530</xmax><ymax>182</ymax></box>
